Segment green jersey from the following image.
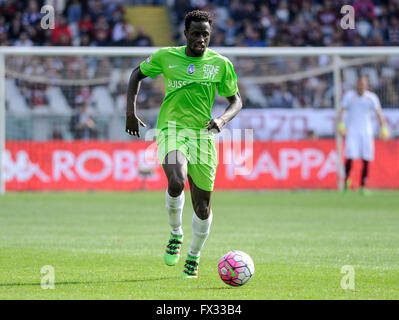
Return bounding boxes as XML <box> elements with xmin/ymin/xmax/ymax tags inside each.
<box><xmin>139</xmin><ymin>45</ymin><xmax>239</xmax><ymax>133</ymax></box>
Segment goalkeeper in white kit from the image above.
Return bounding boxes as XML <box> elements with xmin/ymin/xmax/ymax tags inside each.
<box><xmin>338</xmin><ymin>76</ymin><xmax>390</xmax><ymax>194</ymax></box>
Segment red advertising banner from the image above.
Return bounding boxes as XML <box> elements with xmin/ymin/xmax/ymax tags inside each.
<box><xmin>4</xmin><ymin>139</ymin><xmax>399</xmax><ymax>191</ymax></box>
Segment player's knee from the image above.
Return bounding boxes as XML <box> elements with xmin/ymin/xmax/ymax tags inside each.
<box><xmin>194</xmin><ymin>203</ymin><xmax>210</xmax><ymax>220</ymax></box>
<box><xmin>168</xmin><ymin>176</ymin><xmax>185</xmax><ymax>197</ymax></box>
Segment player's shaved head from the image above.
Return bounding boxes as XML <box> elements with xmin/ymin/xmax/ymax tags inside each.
<box><xmin>358</xmin><ymin>75</ymin><xmax>369</xmax><ymax>84</ymax></box>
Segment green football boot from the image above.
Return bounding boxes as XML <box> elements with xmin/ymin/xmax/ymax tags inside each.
<box><xmin>163</xmin><ymin>233</ymin><xmax>183</xmax><ymax>266</ymax></box>
<box><xmin>360</xmin><ymin>186</ymin><xmax>372</xmax><ymax>196</ymax></box>
<box><xmin>344</xmin><ymin>178</ymin><xmax>352</xmax><ymax>193</ymax></box>
<box><xmin>181</xmin><ymin>253</ymin><xmax>200</xmax><ymax>279</ymax></box>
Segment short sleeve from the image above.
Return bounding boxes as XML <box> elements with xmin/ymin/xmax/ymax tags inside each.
<box><xmin>341</xmin><ymin>91</ymin><xmax>351</xmax><ymax>109</ymax></box>
<box><xmin>140</xmin><ymin>49</ymin><xmax>163</xmax><ymax>79</ymax></box>
<box><xmin>217</xmin><ymin>59</ymin><xmax>239</xmax><ymax>97</ymax></box>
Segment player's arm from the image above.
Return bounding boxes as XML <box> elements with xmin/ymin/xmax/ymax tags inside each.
<box><xmin>375</xmin><ymin>106</ymin><xmax>390</xmax><ymax>140</ymax></box>
<box><xmin>206</xmin><ymin>92</ymin><xmax>243</xmax><ymax>133</ymax></box>
<box><xmin>125</xmin><ymin>65</ymin><xmax>148</xmax><ymax>138</ymax></box>
<box><xmin>337</xmin><ymin>90</ymin><xmax>351</xmax><ymax>136</ymax></box>
<box><xmin>370</xmin><ymin>93</ymin><xmax>390</xmax><ymax>140</ymax></box>
<box><xmin>337</xmin><ymin>105</ymin><xmax>346</xmax><ymax>136</ymax></box>
<box><xmin>376</xmin><ymin>107</ymin><xmax>386</xmax><ymax>127</ymax></box>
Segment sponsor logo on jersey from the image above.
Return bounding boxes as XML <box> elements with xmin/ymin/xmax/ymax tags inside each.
<box><xmin>187</xmin><ymin>64</ymin><xmax>195</xmax><ymax>75</ymax></box>
<box><xmin>203</xmin><ymin>64</ymin><xmax>219</xmax><ymax>80</ymax></box>
<box><xmin>168</xmin><ymin>79</ymin><xmax>189</xmax><ymax>88</ymax></box>
<box><xmin>168</xmin><ymin>79</ymin><xmax>211</xmax><ymax>88</ymax></box>
<box><xmin>145</xmin><ymin>56</ymin><xmax>152</xmax><ymax>64</ymax></box>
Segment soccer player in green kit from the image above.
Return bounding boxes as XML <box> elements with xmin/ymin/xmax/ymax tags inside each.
<box><xmin>125</xmin><ymin>10</ymin><xmax>242</xmax><ymax>278</ymax></box>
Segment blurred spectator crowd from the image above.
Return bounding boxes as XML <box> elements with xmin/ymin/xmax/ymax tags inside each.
<box><xmin>2</xmin><ymin>0</ymin><xmax>398</xmax><ymax>48</ymax></box>
<box><xmin>172</xmin><ymin>0</ymin><xmax>399</xmax><ymax>47</ymax></box>
<box><xmin>171</xmin><ymin>0</ymin><xmax>399</xmax><ymax>109</ymax></box>
<box><xmin>0</xmin><ymin>0</ymin><xmax>153</xmax><ymax>46</ymax></box>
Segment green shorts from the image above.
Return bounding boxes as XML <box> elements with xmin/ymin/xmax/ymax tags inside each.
<box><xmin>156</xmin><ymin>129</ymin><xmax>218</xmax><ymax>192</ymax></box>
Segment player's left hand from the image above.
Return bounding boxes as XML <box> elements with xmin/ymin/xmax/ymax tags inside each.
<box><xmin>381</xmin><ymin>125</ymin><xmax>390</xmax><ymax>140</ymax></box>
<box><xmin>205</xmin><ymin>118</ymin><xmax>226</xmax><ymax>133</ymax></box>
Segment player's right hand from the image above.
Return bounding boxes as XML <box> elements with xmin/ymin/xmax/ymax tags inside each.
<box><xmin>126</xmin><ymin>111</ymin><xmax>146</xmax><ymax>138</ymax></box>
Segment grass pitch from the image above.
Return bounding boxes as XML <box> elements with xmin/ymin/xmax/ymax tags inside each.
<box><xmin>0</xmin><ymin>190</ymin><xmax>398</xmax><ymax>300</ymax></box>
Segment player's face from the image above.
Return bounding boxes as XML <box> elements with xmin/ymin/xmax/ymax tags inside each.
<box><xmin>357</xmin><ymin>78</ymin><xmax>368</xmax><ymax>94</ymax></box>
<box><xmin>184</xmin><ymin>21</ymin><xmax>211</xmax><ymax>57</ymax></box>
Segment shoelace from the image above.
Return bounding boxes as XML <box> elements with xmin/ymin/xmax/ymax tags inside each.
<box><xmin>166</xmin><ymin>238</ymin><xmax>182</xmax><ymax>254</ymax></box>
<box><xmin>184</xmin><ymin>259</ymin><xmax>198</xmax><ymax>274</ymax></box>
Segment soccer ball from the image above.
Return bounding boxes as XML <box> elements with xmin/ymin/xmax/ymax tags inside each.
<box><xmin>218</xmin><ymin>251</ymin><xmax>254</xmax><ymax>286</ymax></box>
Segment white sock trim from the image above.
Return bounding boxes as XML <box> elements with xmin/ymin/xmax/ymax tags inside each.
<box><xmin>188</xmin><ymin>250</ymin><xmax>200</xmax><ymax>257</ymax></box>
<box><xmin>171</xmin><ymin>227</ymin><xmax>183</xmax><ymax>236</ymax></box>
